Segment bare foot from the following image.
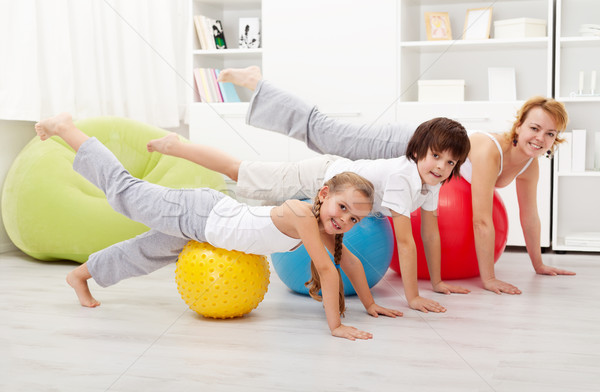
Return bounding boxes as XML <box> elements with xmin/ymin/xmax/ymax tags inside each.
<box><xmin>66</xmin><ymin>265</ymin><xmax>100</xmax><ymax>308</ymax></box>
<box><xmin>217</xmin><ymin>66</ymin><xmax>262</xmax><ymax>90</ymax></box>
<box><xmin>147</xmin><ymin>132</ymin><xmax>180</xmax><ymax>155</ymax></box>
<box><xmin>35</xmin><ymin>113</ymin><xmax>74</xmax><ymax>141</ymax></box>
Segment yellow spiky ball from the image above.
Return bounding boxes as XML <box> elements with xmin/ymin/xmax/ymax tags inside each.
<box><xmin>175</xmin><ymin>241</ymin><xmax>270</xmax><ymax>319</ymax></box>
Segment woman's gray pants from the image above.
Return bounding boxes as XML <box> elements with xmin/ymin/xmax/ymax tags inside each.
<box><xmin>246</xmin><ymin>80</ymin><xmax>417</xmax><ymax>160</ymax></box>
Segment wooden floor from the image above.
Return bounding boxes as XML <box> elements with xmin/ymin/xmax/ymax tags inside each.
<box><xmin>1</xmin><ymin>248</ymin><xmax>599</xmax><ymax>392</ymax></box>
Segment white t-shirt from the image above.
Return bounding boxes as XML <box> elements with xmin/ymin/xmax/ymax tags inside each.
<box><xmin>324</xmin><ymin>156</ymin><xmax>440</xmax><ymax>217</ymax></box>
<box><xmin>205</xmin><ymin>196</ymin><xmax>301</xmax><ymax>255</ymax></box>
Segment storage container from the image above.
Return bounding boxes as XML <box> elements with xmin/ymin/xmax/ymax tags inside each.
<box><xmin>417</xmin><ymin>80</ymin><xmax>465</xmax><ymax>102</ymax></box>
<box><xmin>494</xmin><ymin>18</ymin><xmax>546</xmax><ymax>39</ymax></box>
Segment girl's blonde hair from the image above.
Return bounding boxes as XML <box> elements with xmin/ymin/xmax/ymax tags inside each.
<box><xmin>505</xmin><ymin>96</ymin><xmax>569</xmax><ymax>153</ymax></box>
<box><xmin>304</xmin><ymin>172</ymin><xmax>374</xmax><ymax>316</ymax></box>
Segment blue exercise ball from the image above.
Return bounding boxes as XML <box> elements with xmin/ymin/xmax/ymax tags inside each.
<box><xmin>271</xmin><ymin>215</ymin><xmax>394</xmax><ymax>296</ymax></box>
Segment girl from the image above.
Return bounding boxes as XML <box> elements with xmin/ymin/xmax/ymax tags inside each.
<box><xmin>36</xmin><ymin>113</ymin><xmax>402</xmax><ymax>341</ymax></box>
<box><xmin>218</xmin><ymin>67</ymin><xmax>575</xmax><ymax>295</ymax></box>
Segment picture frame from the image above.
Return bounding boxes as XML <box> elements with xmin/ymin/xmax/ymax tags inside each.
<box><xmin>425</xmin><ymin>12</ymin><xmax>452</xmax><ymax>41</ymax></box>
<box><xmin>463</xmin><ymin>8</ymin><xmax>493</xmax><ymax>40</ymax></box>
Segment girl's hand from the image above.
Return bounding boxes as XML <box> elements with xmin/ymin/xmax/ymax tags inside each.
<box><xmin>366</xmin><ymin>303</ymin><xmax>403</xmax><ymax>318</ymax></box>
<box><xmin>433</xmin><ymin>281</ymin><xmax>471</xmax><ymax>295</ymax></box>
<box><xmin>408</xmin><ymin>296</ymin><xmax>446</xmax><ymax>313</ymax></box>
<box><xmin>332</xmin><ymin>324</ymin><xmax>373</xmax><ymax>341</ymax></box>
<box><xmin>482</xmin><ymin>277</ymin><xmax>522</xmax><ymax>295</ymax></box>
<box><xmin>535</xmin><ymin>264</ymin><xmax>576</xmax><ymax>276</ymax></box>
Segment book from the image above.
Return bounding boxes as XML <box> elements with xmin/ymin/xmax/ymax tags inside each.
<box><xmin>209</xmin><ymin>69</ymin><xmax>223</xmax><ymax>102</ymax></box>
<box><xmin>215</xmin><ymin>69</ymin><xmax>241</xmax><ymax>103</ymax></box>
<box><xmin>202</xmin><ymin>68</ymin><xmax>220</xmax><ymax>102</ymax></box>
<box><xmin>193</xmin><ymin>15</ymin><xmax>209</xmax><ymax>49</ymax></box>
<box><xmin>239</xmin><ymin>17</ymin><xmax>261</xmax><ymax>49</ymax></box>
<box><xmin>198</xmin><ymin>68</ymin><xmax>214</xmax><ymax>102</ymax></box>
<box><xmin>558</xmin><ymin>132</ymin><xmax>572</xmax><ymax>173</ymax></box>
<box><xmin>571</xmin><ymin>129</ymin><xmax>587</xmax><ymax>172</ymax></box>
<box><xmin>193</xmin><ymin>68</ymin><xmax>207</xmax><ymax>102</ymax></box>
<box><xmin>212</xmin><ymin>20</ymin><xmax>227</xmax><ymax>49</ymax></box>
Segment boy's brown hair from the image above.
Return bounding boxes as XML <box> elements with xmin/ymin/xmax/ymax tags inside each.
<box><xmin>405</xmin><ymin>117</ymin><xmax>470</xmax><ymax>182</ymax></box>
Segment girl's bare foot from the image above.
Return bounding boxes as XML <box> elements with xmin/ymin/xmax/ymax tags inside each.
<box><xmin>217</xmin><ymin>66</ymin><xmax>262</xmax><ymax>90</ymax></box>
<box><xmin>35</xmin><ymin>113</ymin><xmax>74</xmax><ymax>141</ymax></box>
<box><xmin>147</xmin><ymin>132</ymin><xmax>181</xmax><ymax>155</ymax></box>
<box><xmin>66</xmin><ymin>264</ymin><xmax>100</xmax><ymax>308</ymax></box>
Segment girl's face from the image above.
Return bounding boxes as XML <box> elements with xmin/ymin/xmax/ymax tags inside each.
<box><xmin>417</xmin><ymin>149</ymin><xmax>458</xmax><ymax>186</ymax></box>
<box><xmin>317</xmin><ymin>186</ymin><xmax>372</xmax><ymax>235</ymax></box>
<box><xmin>515</xmin><ymin>107</ymin><xmax>558</xmax><ymax>157</ymax></box>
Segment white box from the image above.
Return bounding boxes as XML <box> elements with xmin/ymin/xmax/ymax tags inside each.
<box><xmin>494</xmin><ymin>18</ymin><xmax>547</xmax><ymax>39</ymax></box>
<box><xmin>418</xmin><ymin>80</ymin><xmax>465</xmax><ymax>102</ymax></box>
<box><xmin>558</xmin><ymin>132</ymin><xmax>572</xmax><ymax>173</ymax></box>
<box><xmin>571</xmin><ymin>129</ymin><xmax>587</xmax><ymax>172</ymax></box>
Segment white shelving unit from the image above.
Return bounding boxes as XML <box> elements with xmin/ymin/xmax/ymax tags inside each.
<box><xmin>189</xmin><ymin>0</ymin><xmax>262</xmax><ymax>104</ymax></box>
<box><xmin>551</xmin><ymin>0</ymin><xmax>600</xmax><ymax>252</ymax></box>
<box><xmin>396</xmin><ymin>0</ymin><xmax>554</xmax><ymax>247</ymax></box>
<box><xmin>398</xmin><ymin>0</ymin><xmax>553</xmax><ymax>102</ymax></box>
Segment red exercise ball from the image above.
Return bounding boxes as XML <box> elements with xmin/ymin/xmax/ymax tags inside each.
<box><xmin>390</xmin><ymin>177</ymin><xmax>508</xmax><ymax>280</ymax></box>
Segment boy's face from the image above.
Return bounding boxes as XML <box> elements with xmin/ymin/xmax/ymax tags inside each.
<box><xmin>417</xmin><ymin>149</ymin><xmax>457</xmax><ymax>186</ymax></box>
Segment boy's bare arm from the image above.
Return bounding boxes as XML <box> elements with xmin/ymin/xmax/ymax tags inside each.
<box><xmin>420</xmin><ymin>209</ymin><xmax>470</xmax><ymax>295</ymax></box>
<box><xmin>391</xmin><ymin>212</ymin><xmax>446</xmax><ymax>313</ymax></box>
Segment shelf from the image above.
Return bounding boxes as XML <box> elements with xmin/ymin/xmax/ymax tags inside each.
<box><xmin>559</xmin><ymin>36</ymin><xmax>600</xmax><ymax>47</ymax></box>
<box><xmin>558</xmin><ymin>96</ymin><xmax>600</xmax><ymax>103</ymax></box>
<box><xmin>193</xmin><ymin>48</ymin><xmax>263</xmax><ymax>57</ymax></box>
<box><xmin>400</xmin><ymin>37</ymin><xmax>548</xmax><ymax>53</ymax></box>
<box><xmin>557</xmin><ymin>171</ymin><xmax>600</xmax><ymax>177</ymax></box>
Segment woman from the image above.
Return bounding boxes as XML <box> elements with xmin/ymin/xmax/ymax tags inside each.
<box><xmin>218</xmin><ymin>66</ymin><xmax>576</xmax><ymax>295</ymax></box>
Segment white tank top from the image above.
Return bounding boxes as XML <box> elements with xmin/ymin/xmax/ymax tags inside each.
<box><xmin>460</xmin><ymin>132</ymin><xmax>533</xmax><ymax>186</ymax></box>
<box><xmin>204</xmin><ymin>197</ymin><xmax>302</xmax><ymax>255</ymax></box>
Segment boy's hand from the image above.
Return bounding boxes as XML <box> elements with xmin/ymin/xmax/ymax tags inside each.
<box><xmin>482</xmin><ymin>277</ymin><xmax>522</xmax><ymax>295</ymax></box>
<box><xmin>433</xmin><ymin>281</ymin><xmax>471</xmax><ymax>295</ymax></box>
<box><xmin>332</xmin><ymin>324</ymin><xmax>373</xmax><ymax>341</ymax></box>
<box><xmin>366</xmin><ymin>303</ymin><xmax>403</xmax><ymax>318</ymax></box>
<box><xmin>408</xmin><ymin>296</ymin><xmax>446</xmax><ymax>313</ymax></box>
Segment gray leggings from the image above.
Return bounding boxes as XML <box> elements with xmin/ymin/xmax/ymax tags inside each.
<box><xmin>246</xmin><ymin>80</ymin><xmax>418</xmax><ymax>160</ymax></box>
<box><xmin>76</xmin><ymin>138</ymin><xmax>224</xmax><ymax>287</ymax></box>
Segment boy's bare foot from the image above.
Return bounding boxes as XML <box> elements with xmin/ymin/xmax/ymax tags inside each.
<box><xmin>217</xmin><ymin>66</ymin><xmax>262</xmax><ymax>90</ymax></box>
<box><xmin>147</xmin><ymin>132</ymin><xmax>180</xmax><ymax>155</ymax></box>
<box><xmin>35</xmin><ymin>113</ymin><xmax>74</xmax><ymax>141</ymax></box>
<box><xmin>66</xmin><ymin>265</ymin><xmax>100</xmax><ymax>308</ymax></box>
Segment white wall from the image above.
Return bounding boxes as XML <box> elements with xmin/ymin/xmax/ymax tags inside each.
<box><xmin>0</xmin><ymin>120</ymin><xmax>36</xmax><ymax>253</ymax></box>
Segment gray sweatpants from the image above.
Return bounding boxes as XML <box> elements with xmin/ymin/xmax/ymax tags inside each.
<box><xmin>76</xmin><ymin>137</ymin><xmax>224</xmax><ymax>287</ymax></box>
<box><xmin>246</xmin><ymin>80</ymin><xmax>418</xmax><ymax>160</ymax></box>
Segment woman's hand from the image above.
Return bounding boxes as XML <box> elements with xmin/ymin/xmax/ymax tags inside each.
<box><xmin>433</xmin><ymin>281</ymin><xmax>471</xmax><ymax>295</ymax></box>
<box><xmin>482</xmin><ymin>277</ymin><xmax>522</xmax><ymax>295</ymax></box>
<box><xmin>535</xmin><ymin>264</ymin><xmax>576</xmax><ymax>276</ymax></box>
<box><xmin>408</xmin><ymin>296</ymin><xmax>446</xmax><ymax>313</ymax></box>
<box><xmin>332</xmin><ymin>324</ymin><xmax>373</xmax><ymax>341</ymax></box>
<box><xmin>366</xmin><ymin>303</ymin><xmax>403</xmax><ymax>318</ymax></box>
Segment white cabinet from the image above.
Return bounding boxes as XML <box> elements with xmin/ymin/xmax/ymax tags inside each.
<box><xmin>551</xmin><ymin>0</ymin><xmax>600</xmax><ymax>252</ymax></box>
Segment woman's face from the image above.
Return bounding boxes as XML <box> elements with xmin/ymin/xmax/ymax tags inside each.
<box><xmin>515</xmin><ymin>107</ymin><xmax>558</xmax><ymax>157</ymax></box>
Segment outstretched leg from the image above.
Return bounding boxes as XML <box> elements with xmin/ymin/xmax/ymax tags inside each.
<box><xmin>147</xmin><ymin>133</ymin><xmax>241</xmax><ymax>181</ymax></box>
<box><xmin>223</xmin><ymin>75</ymin><xmax>416</xmax><ymax>160</ymax></box>
<box><xmin>217</xmin><ymin>66</ymin><xmax>262</xmax><ymax>91</ymax></box>
<box><xmin>36</xmin><ymin>114</ymin><xmax>224</xmax><ymax>241</ymax></box>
